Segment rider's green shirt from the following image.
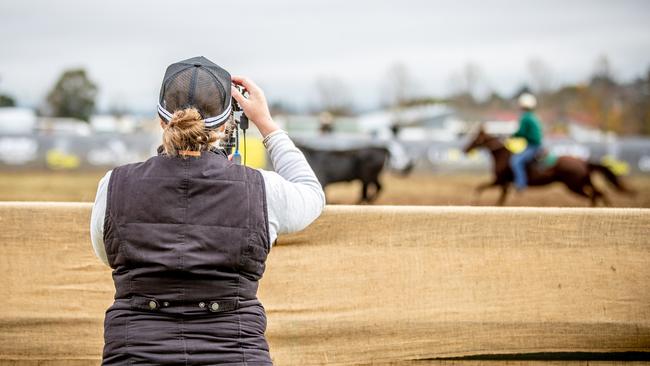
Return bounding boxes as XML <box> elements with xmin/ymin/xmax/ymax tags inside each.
<box><xmin>513</xmin><ymin>111</ymin><xmax>543</xmax><ymax>146</ymax></box>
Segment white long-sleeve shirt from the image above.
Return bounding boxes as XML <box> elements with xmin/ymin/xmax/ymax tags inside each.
<box><xmin>90</xmin><ymin>129</ymin><xmax>326</xmax><ymax>266</ymax></box>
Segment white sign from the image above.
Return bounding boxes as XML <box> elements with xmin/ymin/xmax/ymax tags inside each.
<box><xmin>0</xmin><ymin>137</ymin><xmax>38</xmax><ymax>165</ymax></box>
<box><xmin>638</xmin><ymin>155</ymin><xmax>650</xmax><ymax>172</ymax></box>
<box><xmin>87</xmin><ymin>139</ymin><xmax>141</xmax><ymax>166</ymax></box>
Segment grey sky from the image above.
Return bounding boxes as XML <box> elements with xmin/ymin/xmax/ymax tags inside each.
<box><xmin>1</xmin><ymin>0</ymin><xmax>649</xmax><ymax>113</ymax></box>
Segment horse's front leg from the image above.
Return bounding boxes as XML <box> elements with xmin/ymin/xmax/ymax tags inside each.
<box><xmin>497</xmin><ymin>184</ymin><xmax>510</xmax><ymax>206</ymax></box>
<box><xmin>473</xmin><ymin>180</ymin><xmax>498</xmax><ymax>204</ymax></box>
<box><xmin>475</xmin><ymin>181</ymin><xmax>496</xmax><ymax>194</ymax></box>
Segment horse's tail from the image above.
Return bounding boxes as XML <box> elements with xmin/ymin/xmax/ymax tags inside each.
<box><xmin>588</xmin><ymin>162</ymin><xmax>635</xmax><ymax>194</ymax></box>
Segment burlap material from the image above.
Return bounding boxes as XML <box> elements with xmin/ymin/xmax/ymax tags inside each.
<box><xmin>0</xmin><ymin>203</ymin><xmax>648</xmax><ymax>365</ymax></box>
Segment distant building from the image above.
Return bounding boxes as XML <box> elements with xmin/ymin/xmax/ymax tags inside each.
<box><xmin>36</xmin><ymin>117</ymin><xmax>92</xmax><ymax>136</ymax></box>
<box><xmin>357</xmin><ymin>104</ymin><xmax>464</xmax><ymax>141</ymax></box>
<box><xmin>0</xmin><ymin>107</ymin><xmax>37</xmax><ymax>134</ymax></box>
<box><xmin>567</xmin><ymin>122</ymin><xmax>610</xmax><ymax>142</ymax></box>
<box><xmin>91</xmin><ymin>115</ymin><xmax>139</xmax><ymax>134</ymax></box>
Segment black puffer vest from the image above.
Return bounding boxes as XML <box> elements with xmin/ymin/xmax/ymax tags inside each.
<box><xmin>102</xmin><ymin>147</ymin><xmax>272</xmax><ymax>365</ymax></box>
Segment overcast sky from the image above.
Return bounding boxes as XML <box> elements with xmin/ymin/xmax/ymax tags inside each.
<box><xmin>1</xmin><ymin>0</ymin><xmax>649</xmax><ymax>113</ymax></box>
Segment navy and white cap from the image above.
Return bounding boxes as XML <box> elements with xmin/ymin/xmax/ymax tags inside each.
<box><xmin>157</xmin><ymin>56</ymin><xmax>232</xmax><ymax>129</ymax></box>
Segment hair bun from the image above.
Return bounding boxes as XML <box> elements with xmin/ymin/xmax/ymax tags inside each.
<box><xmin>162</xmin><ymin>107</ymin><xmax>219</xmax><ymax>157</ymax></box>
<box><xmin>169</xmin><ymin>108</ymin><xmax>202</xmax><ymax>127</ymax></box>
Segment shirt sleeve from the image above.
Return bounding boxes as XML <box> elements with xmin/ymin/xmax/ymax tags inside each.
<box><xmin>513</xmin><ymin>116</ymin><xmax>527</xmax><ymax>138</ymax></box>
<box><xmin>90</xmin><ymin>170</ymin><xmax>112</xmax><ymax>266</ymax></box>
<box><xmin>258</xmin><ymin>130</ymin><xmax>326</xmax><ymax>246</ymax></box>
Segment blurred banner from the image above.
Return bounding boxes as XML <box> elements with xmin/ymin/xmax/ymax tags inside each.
<box><xmin>0</xmin><ymin>133</ymin><xmax>159</xmax><ymax>170</ymax></box>
<box><xmin>0</xmin><ymin>132</ymin><xmax>649</xmax><ymax>174</ymax></box>
<box><xmin>0</xmin><ymin>133</ymin><xmax>268</xmax><ymax>171</ymax></box>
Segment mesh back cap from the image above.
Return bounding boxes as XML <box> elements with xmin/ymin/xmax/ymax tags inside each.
<box><xmin>157</xmin><ymin>56</ymin><xmax>232</xmax><ymax>129</ymax></box>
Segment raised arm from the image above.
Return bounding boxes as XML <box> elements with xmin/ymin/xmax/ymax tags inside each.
<box><xmin>232</xmin><ymin>76</ymin><xmax>325</xmax><ymax>244</ymax></box>
<box><xmin>260</xmin><ymin>130</ymin><xmax>326</xmax><ymax>238</ymax></box>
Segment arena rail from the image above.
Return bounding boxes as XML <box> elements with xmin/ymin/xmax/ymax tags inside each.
<box><xmin>0</xmin><ymin>202</ymin><xmax>648</xmax><ymax>365</ymax></box>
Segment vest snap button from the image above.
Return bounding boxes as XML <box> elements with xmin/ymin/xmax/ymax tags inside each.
<box><xmin>148</xmin><ymin>300</ymin><xmax>158</xmax><ymax>310</ymax></box>
<box><xmin>163</xmin><ymin>301</ymin><xmax>169</xmax><ymax>307</ymax></box>
<box><xmin>199</xmin><ymin>302</ymin><xmax>206</xmax><ymax>309</ymax></box>
<box><xmin>209</xmin><ymin>302</ymin><xmax>220</xmax><ymax>312</ymax></box>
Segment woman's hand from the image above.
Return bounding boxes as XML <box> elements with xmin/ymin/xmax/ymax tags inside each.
<box><xmin>231</xmin><ymin>76</ymin><xmax>279</xmax><ymax>137</ymax></box>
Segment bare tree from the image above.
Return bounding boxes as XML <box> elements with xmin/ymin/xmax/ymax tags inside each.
<box><xmin>445</xmin><ymin>62</ymin><xmax>485</xmax><ymax>101</ymax></box>
<box><xmin>384</xmin><ymin>62</ymin><xmax>414</xmax><ymax>109</ymax></box>
<box><xmin>108</xmin><ymin>94</ymin><xmax>128</xmax><ymax>119</ymax></box>
<box><xmin>590</xmin><ymin>55</ymin><xmax>619</xmax><ymax>131</ymax></box>
<box><xmin>446</xmin><ymin>62</ymin><xmax>485</xmax><ymax>109</ymax></box>
<box><xmin>528</xmin><ymin>57</ymin><xmax>554</xmax><ymax>94</ymax></box>
<box><xmin>593</xmin><ymin>54</ymin><xmax>614</xmax><ymax>82</ymax></box>
<box><xmin>445</xmin><ymin>71</ymin><xmax>464</xmax><ymax>97</ymax></box>
<box><xmin>462</xmin><ymin>62</ymin><xmax>482</xmax><ymax>99</ymax></box>
<box><xmin>314</xmin><ymin>76</ymin><xmax>353</xmax><ymax>116</ymax></box>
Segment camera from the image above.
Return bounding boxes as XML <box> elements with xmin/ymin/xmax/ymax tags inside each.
<box><xmin>227</xmin><ymin>84</ymin><xmax>249</xmax><ymax>165</ymax></box>
<box><xmin>232</xmin><ymin>84</ymin><xmax>245</xmax><ymax>112</ymax></box>
<box><xmin>231</xmin><ymin>84</ymin><xmax>249</xmax><ymax>130</ymax></box>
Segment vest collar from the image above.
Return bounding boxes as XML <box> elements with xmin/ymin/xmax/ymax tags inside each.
<box><xmin>156</xmin><ymin>145</ymin><xmax>228</xmax><ymax>159</ymax></box>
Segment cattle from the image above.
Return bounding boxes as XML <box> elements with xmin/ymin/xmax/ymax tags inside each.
<box><xmin>297</xmin><ymin>144</ymin><xmax>413</xmax><ymax>204</ymax></box>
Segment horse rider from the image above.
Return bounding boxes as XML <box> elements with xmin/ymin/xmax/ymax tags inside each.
<box><xmin>510</xmin><ymin>93</ymin><xmax>543</xmax><ymax>191</ymax></box>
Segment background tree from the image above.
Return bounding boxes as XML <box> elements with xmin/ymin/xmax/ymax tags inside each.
<box><xmin>528</xmin><ymin>57</ymin><xmax>554</xmax><ymax>95</ymax></box>
<box><xmin>46</xmin><ymin>69</ymin><xmax>98</xmax><ymax>122</ymax></box>
<box><xmin>462</xmin><ymin>62</ymin><xmax>482</xmax><ymax>101</ymax></box>
<box><xmin>588</xmin><ymin>55</ymin><xmax>620</xmax><ymax>132</ymax></box>
<box><xmin>445</xmin><ymin>62</ymin><xmax>489</xmax><ymax>120</ymax></box>
<box><xmin>314</xmin><ymin>76</ymin><xmax>353</xmax><ymax>116</ymax></box>
<box><xmin>108</xmin><ymin>93</ymin><xmax>128</xmax><ymax>119</ymax></box>
<box><xmin>625</xmin><ymin>67</ymin><xmax>650</xmax><ymax>135</ymax></box>
<box><xmin>0</xmin><ymin>94</ymin><xmax>15</xmax><ymax>107</ymax></box>
<box><xmin>383</xmin><ymin>62</ymin><xmax>415</xmax><ymax>109</ymax></box>
<box><xmin>0</xmin><ymin>75</ymin><xmax>16</xmax><ymax>107</ymax></box>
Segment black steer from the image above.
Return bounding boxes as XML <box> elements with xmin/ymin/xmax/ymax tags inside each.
<box><xmin>297</xmin><ymin>145</ymin><xmax>389</xmax><ymax>204</ymax></box>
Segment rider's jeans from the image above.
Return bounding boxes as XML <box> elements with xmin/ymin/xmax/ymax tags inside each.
<box><xmin>510</xmin><ymin>145</ymin><xmax>541</xmax><ymax>191</ymax></box>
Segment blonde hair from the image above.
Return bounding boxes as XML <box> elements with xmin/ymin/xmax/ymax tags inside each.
<box><xmin>162</xmin><ymin>107</ymin><xmax>235</xmax><ymax>157</ymax></box>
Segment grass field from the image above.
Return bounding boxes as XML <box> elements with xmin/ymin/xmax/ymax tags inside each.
<box><xmin>1</xmin><ymin>171</ymin><xmax>649</xmax><ymax>207</ymax></box>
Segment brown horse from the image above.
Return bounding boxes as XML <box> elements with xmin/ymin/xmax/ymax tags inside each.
<box><xmin>463</xmin><ymin>128</ymin><xmax>633</xmax><ymax>206</ymax></box>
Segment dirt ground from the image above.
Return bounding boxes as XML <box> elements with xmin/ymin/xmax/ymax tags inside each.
<box><xmin>1</xmin><ymin>171</ymin><xmax>649</xmax><ymax>207</ymax></box>
<box><xmin>326</xmin><ymin>173</ymin><xmax>650</xmax><ymax>207</ymax></box>
<box><xmin>0</xmin><ymin>171</ymin><xmax>107</xmax><ymax>202</ymax></box>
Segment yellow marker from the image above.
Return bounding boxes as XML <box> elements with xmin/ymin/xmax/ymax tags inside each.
<box><xmin>601</xmin><ymin>155</ymin><xmax>630</xmax><ymax>176</ymax></box>
<box><xmin>505</xmin><ymin>138</ymin><xmax>526</xmax><ymax>154</ymax></box>
<box><xmin>467</xmin><ymin>149</ymin><xmax>479</xmax><ymax>160</ymax></box>
<box><xmin>46</xmin><ymin>149</ymin><xmax>81</xmax><ymax>170</ymax></box>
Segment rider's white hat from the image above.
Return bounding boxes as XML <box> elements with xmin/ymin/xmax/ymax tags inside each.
<box><xmin>518</xmin><ymin>93</ymin><xmax>537</xmax><ymax>109</ymax></box>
